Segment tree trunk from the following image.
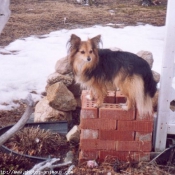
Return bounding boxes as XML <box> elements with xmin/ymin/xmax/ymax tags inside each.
<box><xmin>0</xmin><ymin>0</ymin><xmax>11</xmax><ymax>34</ymax></box>
<box><xmin>142</xmin><ymin>0</ymin><xmax>152</xmax><ymax>6</ymax></box>
<box><xmin>89</xmin><ymin>0</ymin><xmax>93</xmax><ymax>6</ymax></box>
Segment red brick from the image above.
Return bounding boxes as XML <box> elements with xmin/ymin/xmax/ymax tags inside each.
<box><xmin>81</xmin><ymin>90</ymin><xmax>97</xmax><ymax>108</ymax></box>
<box><xmin>81</xmin><ymin>92</ymin><xmax>98</xmax><ymax>118</ymax></box>
<box><xmin>99</xmin><ymin>151</ymin><xmax>133</xmax><ymax>161</ymax></box>
<box><xmin>80</xmin><ymin>118</ymin><xmax>117</xmax><ymax>130</ymax></box>
<box><xmin>133</xmin><ymin>152</ymin><xmax>150</xmax><ymax>162</ymax></box>
<box><xmin>99</xmin><ymin>151</ymin><xmax>150</xmax><ymax>162</ymax></box>
<box><xmin>80</xmin><ymin>129</ymin><xmax>99</xmax><ymax>139</ymax></box>
<box><xmin>104</xmin><ymin>91</ymin><xmax>116</xmax><ymax>103</ymax></box>
<box><xmin>116</xmin><ymin>91</ymin><xmax>127</xmax><ymax>104</ymax></box>
<box><xmin>80</xmin><ymin>139</ymin><xmax>116</xmax><ymax>150</ymax></box>
<box><xmin>135</xmin><ymin>132</ymin><xmax>152</xmax><ymax>142</ymax></box>
<box><xmin>80</xmin><ymin>108</ymin><xmax>98</xmax><ymax>119</ymax></box>
<box><xmin>115</xmin><ymin>141</ymin><xmax>152</xmax><ymax>152</ymax></box>
<box><xmin>135</xmin><ymin>109</ymin><xmax>154</xmax><ymax>121</ymax></box>
<box><xmin>99</xmin><ymin>104</ymin><xmax>135</xmax><ymax>120</ymax></box>
<box><xmin>79</xmin><ymin>150</ymin><xmax>99</xmax><ymax>160</ymax></box>
<box><xmin>118</xmin><ymin>121</ymin><xmax>154</xmax><ymax>132</ymax></box>
<box><xmin>82</xmin><ymin>90</ymin><xmax>116</xmax><ymax>104</ymax></box>
<box><xmin>99</xmin><ymin>130</ymin><xmax>134</xmax><ymax>141</ymax></box>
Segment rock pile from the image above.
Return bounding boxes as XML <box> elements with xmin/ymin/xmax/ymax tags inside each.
<box><xmin>34</xmin><ymin>56</ymin><xmax>81</xmax><ymax>122</ymax></box>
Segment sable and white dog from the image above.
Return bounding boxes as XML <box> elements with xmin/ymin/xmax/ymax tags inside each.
<box><xmin>67</xmin><ymin>34</ymin><xmax>157</xmax><ymax>116</ymax></box>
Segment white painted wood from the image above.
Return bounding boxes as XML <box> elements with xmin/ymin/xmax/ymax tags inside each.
<box><xmin>155</xmin><ymin>0</ymin><xmax>175</xmax><ymax>152</ymax></box>
<box><xmin>0</xmin><ymin>0</ymin><xmax>11</xmax><ymax>34</ymax></box>
<box><xmin>167</xmin><ymin>123</ymin><xmax>175</xmax><ymax>135</ymax></box>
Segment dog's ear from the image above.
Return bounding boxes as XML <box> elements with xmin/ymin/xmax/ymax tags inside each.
<box><xmin>90</xmin><ymin>35</ymin><xmax>102</xmax><ymax>48</ymax></box>
<box><xmin>68</xmin><ymin>34</ymin><xmax>81</xmax><ymax>52</ymax></box>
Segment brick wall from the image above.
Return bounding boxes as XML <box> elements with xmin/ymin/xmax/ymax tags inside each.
<box><xmin>79</xmin><ymin>90</ymin><xmax>154</xmax><ymax>163</ymax></box>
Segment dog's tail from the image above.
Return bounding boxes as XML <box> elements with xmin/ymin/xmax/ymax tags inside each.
<box><xmin>133</xmin><ymin>75</ymin><xmax>154</xmax><ymax>116</ymax></box>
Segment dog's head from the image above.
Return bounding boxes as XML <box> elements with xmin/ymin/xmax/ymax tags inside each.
<box><xmin>67</xmin><ymin>34</ymin><xmax>101</xmax><ymax>67</ymax></box>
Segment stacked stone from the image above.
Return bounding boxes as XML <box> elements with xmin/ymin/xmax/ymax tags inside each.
<box><xmin>34</xmin><ymin>56</ymin><xmax>81</xmax><ymax>122</ymax></box>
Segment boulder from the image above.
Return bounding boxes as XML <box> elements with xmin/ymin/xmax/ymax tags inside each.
<box><xmin>137</xmin><ymin>51</ymin><xmax>154</xmax><ymax>68</ymax></box>
<box><xmin>153</xmin><ymin>90</ymin><xmax>159</xmax><ymax>112</ymax></box>
<box><xmin>152</xmin><ymin>70</ymin><xmax>160</xmax><ymax>83</ymax></box>
<box><xmin>34</xmin><ymin>97</ymin><xmax>72</xmax><ymax>122</ymax></box>
<box><xmin>66</xmin><ymin>125</ymin><xmax>80</xmax><ymax>144</ymax></box>
<box><xmin>109</xmin><ymin>47</ymin><xmax>122</xmax><ymax>51</ymax></box>
<box><xmin>47</xmin><ymin>82</ymin><xmax>77</xmax><ymax>111</ymax></box>
<box><xmin>55</xmin><ymin>56</ymin><xmax>72</xmax><ymax>75</ymax></box>
<box><xmin>47</xmin><ymin>72</ymin><xmax>74</xmax><ymax>87</ymax></box>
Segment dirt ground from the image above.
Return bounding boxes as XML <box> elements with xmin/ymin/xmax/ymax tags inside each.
<box><xmin>0</xmin><ymin>0</ymin><xmax>171</xmax><ymax>173</ymax></box>
<box><xmin>0</xmin><ymin>0</ymin><xmax>167</xmax><ymax>47</ymax></box>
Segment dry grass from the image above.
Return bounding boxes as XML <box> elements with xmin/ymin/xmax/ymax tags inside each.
<box><xmin>0</xmin><ymin>0</ymin><xmax>167</xmax><ymax>46</ymax></box>
<box><xmin>73</xmin><ymin>157</ymin><xmax>174</xmax><ymax>175</ymax></box>
<box><xmin>5</xmin><ymin>127</ymin><xmax>68</xmax><ymax>157</ymax></box>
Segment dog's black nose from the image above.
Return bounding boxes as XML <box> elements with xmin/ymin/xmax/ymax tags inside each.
<box><xmin>87</xmin><ymin>57</ymin><xmax>91</xmax><ymax>61</ymax></box>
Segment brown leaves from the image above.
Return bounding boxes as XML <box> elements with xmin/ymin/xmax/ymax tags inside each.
<box><xmin>5</xmin><ymin>126</ymin><xmax>68</xmax><ymax>157</ymax></box>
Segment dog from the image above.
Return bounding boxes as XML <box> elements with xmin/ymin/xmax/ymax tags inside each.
<box><xmin>67</xmin><ymin>34</ymin><xmax>157</xmax><ymax>116</ymax></box>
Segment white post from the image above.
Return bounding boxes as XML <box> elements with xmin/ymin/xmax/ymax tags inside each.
<box><xmin>0</xmin><ymin>0</ymin><xmax>11</xmax><ymax>34</ymax></box>
<box><xmin>155</xmin><ymin>0</ymin><xmax>175</xmax><ymax>152</ymax></box>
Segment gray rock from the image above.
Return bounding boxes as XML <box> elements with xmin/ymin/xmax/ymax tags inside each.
<box><xmin>55</xmin><ymin>56</ymin><xmax>72</xmax><ymax>75</ymax></box>
<box><xmin>34</xmin><ymin>97</ymin><xmax>72</xmax><ymax>122</ymax></box>
<box><xmin>137</xmin><ymin>50</ymin><xmax>154</xmax><ymax>68</ymax></box>
<box><xmin>47</xmin><ymin>72</ymin><xmax>74</xmax><ymax>87</ymax></box>
<box><xmin>152</xmin><ymin>70</ymin><xmax>160</xmax><ymax>83</ymax></box>
<box><xmin>47</xmin><ymin>82</ymin><xmax>77</xmax><ymax>111</ymax></box>
<box><xmin>109</xmin><ymin>47</ymin><xmax>122</xmax><ymax>51</ymax></box>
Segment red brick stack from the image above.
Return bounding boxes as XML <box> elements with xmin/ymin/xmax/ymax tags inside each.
<box><xmin>79</xmin><ymin>90</ymin><xmax>154</xmax><ymax>163</ymax></box>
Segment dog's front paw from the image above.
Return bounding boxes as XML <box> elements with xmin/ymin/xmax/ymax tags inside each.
<box><xmin>86</xmin><ymin>94</ymin><xmax>94</xmax><ymax>100</ymax></box>
<box><xmin>121</xmin><ymin>105</ymin><xmax>129</xmax><ymax>111</ymax></box>
<box><xmin>93</xmin><ymin>102</ymin><xmax>101</xmax><ymax>108</ymax></box>
<box><xmin>119</xmin><ymin>103</ymin><xmax>127</xmax><ymax>107</ymax></box>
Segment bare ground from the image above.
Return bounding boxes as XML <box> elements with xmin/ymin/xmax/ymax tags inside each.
<box><xmin>0</xmin><ymin>0</ymin><xmax>167</xmax><ymax>46</ymax></box>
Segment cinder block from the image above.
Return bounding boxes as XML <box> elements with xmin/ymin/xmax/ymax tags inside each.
<box><xmin>99</xmin><ymin>104</ymin><xmax>135</xmax><ymax>120</ymax></box>
<box><xmin>80</xmin><ymin>118</ymin><xmax>117</xmax><ymax>130</ymax></box>
<box><xmin>118</xmin><ymin>121</ymin><xmax>153</xmax><ymax>132</ymax></box>
<box><xmin>104</xmin><ymin>91</ymin><xmax>116</xmax><ymax>103</ymax></box>
<box><xmin>99</xmin><ymin>130</ymin><xmax>134</xmax><ymax>141</ymax></box>
<box><xmin>80</xmin><ymin>129</ymin><xmax>99</xmax><ymax>139</ymax></box>
<box><xmin>115</xmin><ymin>141</ymin><xmax>152</xmax><ymax>152</ymax></box>
<box><xmin>135</xmin><ymin>109</ymin><xmax>154</xmax><ymax>121</ymax></box>
<box><xmin>135</xmin><ymin>132</ymin><xmax>152</xmax><ymax>142</ymax></box>
<box><xmin>80</xmin><ymin>139</ymin><xmax>116</xmax><ymax>150</ymax></box>
<box><xmin>116</xmin><ymin>91</ymin><xmax>127</xmax><ymax>104</ymax></box>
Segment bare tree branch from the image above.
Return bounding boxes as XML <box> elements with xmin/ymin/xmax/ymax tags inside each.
<box><xmin>25</xmin><ymin>158</ymin><xmax>72</xmax><ymax>175</ymax></box>
<box><xmin>0</xmin><ymin>94</ymin><xmax>34</xmax><ymax>146</ymax></box>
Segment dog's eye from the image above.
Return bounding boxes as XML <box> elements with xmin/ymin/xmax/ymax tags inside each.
<box><xmin>80</xmin><ymin>51</ymin><xmax>85</xmax><ymax>54</ymax></box>
<box><xmin>89</xmin><ymin>50</ymin><xmax>93</xmax><ymax>54</ymax></box>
